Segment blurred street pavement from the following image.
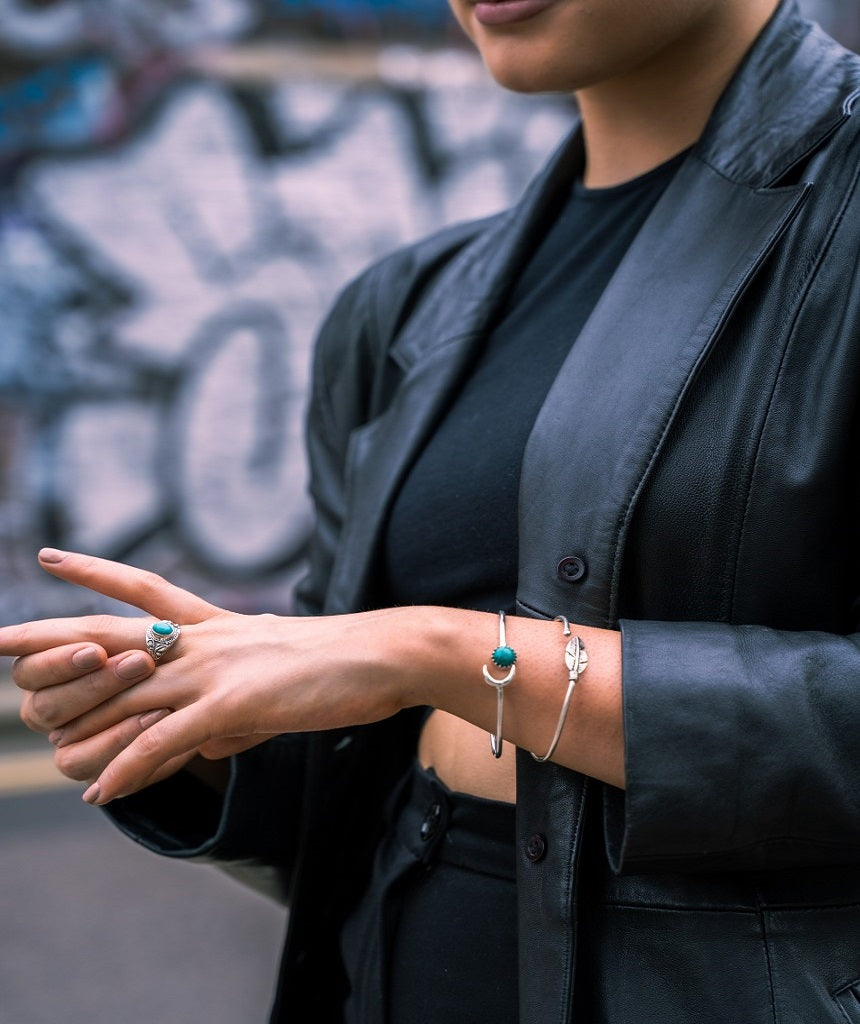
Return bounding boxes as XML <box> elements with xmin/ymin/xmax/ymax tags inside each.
<box><xmin>0</xmin><ymin>682</ymin><xmax>287</xmax><ymax>1024</ymax></box>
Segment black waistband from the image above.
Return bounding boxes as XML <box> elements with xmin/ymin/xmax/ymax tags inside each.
<box><xmin>391</xmin><ymin>760</ymin><xmax>517</xmax><ymax>881</ymax></box>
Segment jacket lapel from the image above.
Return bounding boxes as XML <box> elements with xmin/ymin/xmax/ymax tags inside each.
<box><xmin>325</xmin><ymin>0</ymin><xmax>856</xmax><ymax>619</ymax></box>
<box><xmin>322</xmin><ymin>332</ymin><xmax>485</xmax><ymax>613</ymax></box>
<box><xmin>326</xmin><ymin>153</ymin><xmax>810</xmax><ymax>619</ymax></box>
<box><xmin>322</xmin><ymin>133</ymin><xmax>584</xmax><ymax>613</ymax></box>
<box><xmin>513</xmin><ymin>0</ymin><xmax>860</xmax><ymax>632</ymax></box>
<box><xmin>516</xmin><ymin>159</ymin><xmax>810</xmax><ymax>628</ymax></box>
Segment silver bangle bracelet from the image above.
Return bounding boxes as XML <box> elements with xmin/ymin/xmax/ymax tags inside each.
<box><xmin>531</xmin><ymin>615</ymin><xmax>588</xmax><ymax>764</ymax></box>
<box><xmin>482</xmin><ymin>610</ymin><xmax>517</xmax><ymax>759</ymax></box>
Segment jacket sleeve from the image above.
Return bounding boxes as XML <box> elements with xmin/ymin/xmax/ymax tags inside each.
<box><xmin>103</xmin><ymin>734</ymin><xmax>309</xmax><ymax>895</ymax></box>
<box><xmin>601</xmin><ymin>137</ymin><xmax>860</xmax><ymax>876</ymax></box>
<box><xmin>603</xmin><ymin>619</ymin><xmax>860</xmax><ymax>873</ymax></box>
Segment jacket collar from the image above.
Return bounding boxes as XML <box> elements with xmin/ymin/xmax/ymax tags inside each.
<box><xmin>697</xmin><ymin>0</ymin><xmax>860</xmax><ymax>186</ymax></box>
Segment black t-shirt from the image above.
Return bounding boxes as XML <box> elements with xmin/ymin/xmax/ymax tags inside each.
<box><xmin>382</xmin><ymin>151</ymin><xmax>687</xmax><ymax>612</ymax></box>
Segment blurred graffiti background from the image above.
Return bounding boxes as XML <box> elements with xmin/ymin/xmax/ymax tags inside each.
<box><xmin>0</xmin><ymin>0</ymin><xmax>575</xmax><ymax>630</ymax></box>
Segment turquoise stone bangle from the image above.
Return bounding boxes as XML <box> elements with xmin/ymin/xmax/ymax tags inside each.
<box><xmin>492</xmin><ymin>645</ymin><xmax>517</xmax><ymax>669</ymax></box>
<box><xmin>482</xmin><ymin>611</ymin><xmax>517</xmax><ymax>759</ymax></box>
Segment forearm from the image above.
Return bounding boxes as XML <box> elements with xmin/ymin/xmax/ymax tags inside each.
<box><xmin>371</xmin><ymin>606</ymin><xmax>625</xmax><ymax>789</ymax></box>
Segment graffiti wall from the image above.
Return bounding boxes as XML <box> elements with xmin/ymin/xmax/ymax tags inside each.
<box><xmin>0</xmin><ymin>1</ymin><xmax>854</xmax><ymax>625</ymax></box>
<box><xmin>0</xmin><ymin>3</ymin><xmax>575</xmax><ymax>623</ymax></box>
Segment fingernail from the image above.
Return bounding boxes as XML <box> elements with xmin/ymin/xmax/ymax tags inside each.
<box><xmin>82</xmin><ymin>782</ymin><xmax>101</xmax><ymax>805</ymax></box>
<box><xmin>139</xmin><ymin>708</ymin><xmax>171</xmax><ymax>729</ymax></box>
<box><xmin>116</xmin><ymin>652</ymin><xmax>150</xmax><ymax>680</ymax></box>
<box><xmin>39</xmin><ymin>548</ymin><xmax>67</xmax><ymax>564</ymax></box>
<box><xmin>49</xmin><ymin>728</ymin><xmax>64</xmax><ymax>746</ymax></box>
<box><xmin>72</xmin><ymin>646</ymin><xmax>102</xmax><ymax>670</ymax></box>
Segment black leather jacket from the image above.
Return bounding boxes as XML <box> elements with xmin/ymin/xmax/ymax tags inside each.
<box><xmin>110</xmin><ymin>3</ymin><xmax>860</xmax><ymax>1021</ymax></box>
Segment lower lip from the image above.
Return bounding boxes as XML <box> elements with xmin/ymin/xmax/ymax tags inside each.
<box><xmin>473</xmin><ymin>0</ymin><xmax>558</xmax><ymax>26</ymax></box>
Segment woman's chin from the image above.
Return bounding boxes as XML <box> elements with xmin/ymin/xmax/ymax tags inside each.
<box><xmin>478</xmin><ymin>48</ymin><xmax>587</xmax><ymax>95</ymax></box>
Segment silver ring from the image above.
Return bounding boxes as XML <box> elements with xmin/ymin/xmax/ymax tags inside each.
<box><xmin>145</xmin><ymin>620</ymin><xmax>181</xmax><ymax>663</ymax></box>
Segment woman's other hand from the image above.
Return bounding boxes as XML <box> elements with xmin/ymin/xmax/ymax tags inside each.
<box><xmin>1</xmin><ymin>548</ymin><xmax>227</xmax><ymax>791</ymax></box>
<box><xmin>0</xmin><ymin>549</ymin><xmax>409</xmax><ymax>805</ymax></box>
<box><xmin>14</xmin><ymin>640</ymin><xmax>165</xmax><ymax>783</ymax></box>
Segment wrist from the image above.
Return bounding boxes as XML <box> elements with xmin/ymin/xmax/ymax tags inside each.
<box><xmin>375</xmin><ymin>605</ymin><xmax>493</xmax><ymax>714</ymax></box>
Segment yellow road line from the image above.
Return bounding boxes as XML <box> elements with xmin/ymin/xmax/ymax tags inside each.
<box><xmin>0</xmin><ymin>751</ymin><xmax>79</xmax><ymax>797</ymax></box>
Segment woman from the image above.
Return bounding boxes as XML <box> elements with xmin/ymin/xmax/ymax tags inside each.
<box><xmin>5</xmin><ymin>0</ymin><xmax>860</xmax><ymax>1021</ymax></box>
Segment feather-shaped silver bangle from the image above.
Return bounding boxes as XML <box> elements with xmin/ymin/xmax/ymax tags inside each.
<box><xmin>531</xmin><ymin>616</ymin><xmax>587</xmax><ymax>764</ymax></box>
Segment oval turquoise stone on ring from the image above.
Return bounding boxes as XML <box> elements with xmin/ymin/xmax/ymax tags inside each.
<box><xmin>492</xmin><ymin>645</ymin><xmax>517</xmax><ymax>669</ymax></box>
<box><xmin>145</xmin><ymin>620</ymin><xmax>181</xmax><ymax>662</ymax></box>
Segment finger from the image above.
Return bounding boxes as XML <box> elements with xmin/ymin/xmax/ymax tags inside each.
<box><xmin>80</xmin><ymin>752</ymin><xmax>197</xmax><ymax>794</ymax></box>
<box><xmin>21</xmin><ymin>651</ymin><xmax>154</xmax><ymax>735</ymax></box>
<box><xmin>0</xmin><ymin>612</ymin><xmax>194</xmax><ymax>663</ymax></box>
<box><xmin>37</xmin><ymin>548</ymin><xmax>219</xmax><ymax>624</ymax></box>
<box><xmin>48</xmin><ymin>654</ymin><xmax>186</xmax><ymax>744</ymax></box>
<box><xmin>83</xmin><ymin>705</ymin><xmax>216</xmax><ymax>804</ymax></box>
<box><xmin>14</xmin><ymin>643</ymin><xmax>108</xmax><ymax>691</ymax></box>
<box><xmin>0</xmin><ymin>615</ymin><xmax>149</xmax><ymax>659</ymax></box>
<box><xmin>54</xmin><ymin>709</ymin><xmax>173</xmax><ymax>782</ymax></box>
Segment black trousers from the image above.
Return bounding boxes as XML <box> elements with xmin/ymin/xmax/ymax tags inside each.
<box><xmin>340</xmin><ymin>759</ymin><xmax>518</xmax><ymax>1024</ymax></box>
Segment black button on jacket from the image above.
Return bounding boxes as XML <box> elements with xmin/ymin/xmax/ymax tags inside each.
<box><xmin>106</xmin><ymin>3</ymin><xmax>860</xmax><ymax>1021</ymax></box>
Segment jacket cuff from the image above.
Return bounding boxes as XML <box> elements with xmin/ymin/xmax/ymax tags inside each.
<box><xmin>103</xmin><ymin>734</ymin><xmax>307</xmax><ymax>866</ymax></box>
<box><xmin>604</xmin><ymin>618</ymin><xmax>860</xmax><ymax>873</ymax></box>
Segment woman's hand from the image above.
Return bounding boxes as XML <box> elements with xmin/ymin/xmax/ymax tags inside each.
<box><xmin>7</xmin><ymin>550</ymin><xmax>227</xmax><ymax>790</ymax></box>
<box><xmin>15</xmin><ymin>640</ymin><xmax>174</xmax><ymax>786</ymax></box>
<box><xmin>0</xmin><ymin>549</ymin><xmax>414</xmax><ymax>805</ymax></box>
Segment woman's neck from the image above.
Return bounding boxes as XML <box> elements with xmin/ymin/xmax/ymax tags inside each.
<box><xmin>576</xmin><ymin>0</ymin><xmax>780</xmax><ymax>189</ymax></box>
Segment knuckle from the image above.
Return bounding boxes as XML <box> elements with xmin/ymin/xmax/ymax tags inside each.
<box><xmin>19</xmin><ymin>696</ymin><xmax>39</xmax><ymax>732</ymax></box>
<box><xmin>136</xmin><ymin>569</ymin><xmax>167</xmax><ymax>603</ymax></box>
<box><xmin>15</xmin><ymin>650</ymin><xmax>75</xmax><ymax>691</ymax></box>
<box><xmin>135</xmin><ymin>724</ymin><xmax>162</xmax><ymax>757</ymax></box>
<box><xmin>55</xmin><ymin>747</ymin><xmax>94</xmax><ymax>782</ymax></box>
<box><xmin>14</xmin><ymin>622</ymin><xmax>35</xmax><ymax>647</ymax></box>
<box><xmin>79</xmin><ymin>668</ymin><xmax>107</xmax><ymax>702</ymax></box>
<box><xmin>86</xmin><ymin>614</ymin><xmax>122</xmax><ymax>638</ymax></box>
<box><xmin>25</xmin><ymin>688</ymin><xmax>58</xmax><ymax>731</ymax></box>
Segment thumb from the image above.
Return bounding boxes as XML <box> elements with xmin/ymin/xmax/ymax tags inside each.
<box><xmin>38</xmin><ymin>549</ymin><xmax>219</xmax><ymax>624</ymax></box>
